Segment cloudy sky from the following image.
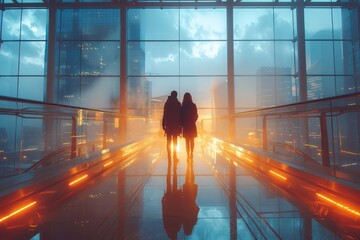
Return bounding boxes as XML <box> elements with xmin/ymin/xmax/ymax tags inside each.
<box><xmin>0</xmin><ymin>7</ymin><xmax>344</xmax><ymax>110</ymax></box>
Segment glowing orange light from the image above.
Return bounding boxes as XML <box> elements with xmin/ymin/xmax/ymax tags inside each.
<box><xmin>269</xmin><ymin>170</ymin><xmax>287</xmax><ymax>180</ymax></box>
<box><xmin>243</xmin><ymin>157</ymin><xmax>254</xmax><ymax>163</ymax></box>
<box><xmin>69</xmin><ymin>174</ymin><xmax>88</xmax><ymax>186</ymax></box>
<box><xmin>104</xmin><ymin>161</ymin><xmax>114</xmax><ymax>167</ymax></box>
<box><xmin>0</xmin><ymin>201</ymin><xmax>37</xmax><ymax>223</ymax></box>
<box><xmin>316</xmin><ymin>193</ymin><xmax>360</xmax><ymax>217</ymax></box>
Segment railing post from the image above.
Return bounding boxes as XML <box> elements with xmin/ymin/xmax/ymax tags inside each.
<box><xmin>320</xmin><ymin>113</ymin><xmax>330</xmax><ymax>166</ymax></box>
<box><xmin>71</xmin><ymin>116</ymin><xmax>77</xmax><ymax>159</ymax></box>
<box><xmin>103</xmin><ymin>116</ymin><xmax>108</xmax><ymax>149</ymax></box>
<box><xmin>263</xmin><ymin>116</ymin><xmax>268</xmax><ymax>151</ymax></box>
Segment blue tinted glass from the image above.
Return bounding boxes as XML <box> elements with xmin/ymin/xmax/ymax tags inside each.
<box><xmin>307</xmin><ymin>76</ymin><xmax>335</xmax><ymax>99</ymax></box>
<box><xmin>180</xmin><ymin>9</ymin><xmax>226</xmax><ymax>40</ymax></box>
<box><xmin>58</xmin><ymin>76</ymin><xmax>81</xmax><ymax>106</ymax></box>
<box><xmin>60</xmin><ymin>9</ymin><xmax>120</xmax><ymax>40</ymax></box>
<box><xmin>334</xmin><ymin>41</ymin><xmax>354</xmax><ymax>75</ymax></box>
<box><xmin>234</xmin><ymin>41</ymin><xmax>275</xmax><ymax>75</ymax></box>
<box><xmin>128</xmin><ymin>9</ymin><xmax>179</xmax><ymax>40</ymax></box>
<box><xmin>21</xmin><ymin>9</ymin><xmax>47</xmax><ymax>40</ymax></box>
<box><xmin>333</xmin><ymin>8</ymin><xmax>352</xmax><ymax>40</ymax></box>
<box><xmin>0</xmin><ymin>77</ymin><xmax>18</xmax><ymax>97</ymax></box>
<box><xmin>80</xmin><ymin>42</ymin><xmax>120</xmax><ymax>75</ymax></box>
<box><xmin>80</xmin><ymin>77</ymin><xmax>120</xmax><ymax>109</ymax></box>
<box><xmin>0</xmin><ymin>42</ymin><xmax>20</xmax><ymax>75</ymax></box>
<box><xmin>19</xmin><ymin>41</ymin><xmax>46</xmax><ymax>75</ymax></box>
<box><xmin>59</xmin><ymin>41</ymin><xmax>81</xmax><ymax>75</ymax></box>
<box><xmin>305</xmin><ymin>8</ymin><xmax>332</xmax><ymax>39</ymax></box>
<box><xmin>275</xmin><ymin>41</ymin><xmax>295</xmax><ymax>75</ymax></box>
<box><xmin>180</xmin><ymin>41</ymin><xmax>227</xmax><ymax>75</ymax></box>
<box><xmin>234</xmin><ymin>8</ymin><xmax>274</xmax><ymax>40</ymax></box>
<box><xmin>274</xmin><ymin>8</ymin><xmax>294</xmax><ymax>40</ymax></box>
<box><xmin>2</xmin><ymin>10</ymin><xmax>21</xmax><ymax>40</ymax></box>
<box><xmin>18</xmin><ymin>77</ymin><xmax>45</xmax><ymax>101</ymax></box>
<box><xmin>128</xmin><ymin>42</ymin><xmax>179</xmax><ymax>76</ymax></box>
<box><xmin>306</xmin><ymin>41</ymin><xmax>334</xmax><ymax>75</ymax></box>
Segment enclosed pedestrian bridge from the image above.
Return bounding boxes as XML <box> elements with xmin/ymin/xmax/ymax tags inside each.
<box><xmin>1</xmin><ymin>0</ymin><xmax>360</xmax><ymax>238</ymax></box>
<box><xmin>0</xmin><ymin>94</ymin><xmax>359</xmax><ymax>240</ymax></box>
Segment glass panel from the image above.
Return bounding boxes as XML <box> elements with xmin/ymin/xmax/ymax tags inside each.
<box><xmin>79</xmin><ymin>77</ymin><xmax>120</xmax><ymax>109</ymax></box>
<box><xmin>0</xmin><ymin>77</ymin><xmax>17</xmax><ymax>97</ymax></box>
<box><xmin>334</xmin><ymin>41</ymin><xmax>354</xmax><ymax>75</ymax></box>
<box><xmin>140</xmin><ymin>76</ymin><xmax>179</xmax><ymax>100</ymax></box>
<box><xmin>127</xmin><ymin>76</ymin><xmax>149</xmax><ymax>116</ymax></box>
<box><xmin>256</xmin><ymin>75</ymin><xmax>276</xmax><ymax>108</ymax></box>
<box><xmin>276</xmin><ymin>76</ymin><xmax>296</xmax><ymax>105</ymax></box>
<box><xmin>180</xmin><ymin>41</ymin><xmax>227</xmax><ymax>75</ymax></box>
<box><xmin>2</xmin><ymin>10</ymin><xmax>21</xmax><ymax>40</ymax></box>
<box><xmin>275</xmin><ymin>41</ymin><xmax>295</xmax><ymax>75</ymax></box>
<box><xmin>19</xmin><ymin>41</ymin><xmax>46</xmax><ymax>75</ymax></box>
<box><xmin>128</xmin><ymin>9</ymin><xmax>179</xmax><ymax>41</ymax></box>
<box><xmin>179</xmin><ymin>76</ymin><xmax>227</xmax><ymax>110</ymax></box>
<box><xmin>22</xmin><ymin>0</ymin><xmax>44</xmax><ymax>2</ymax></box>
<box><xmin>235</xmin><ymin>76</ymin><xmax>257</xmax><ymax>110</ymax></box>
<box><xmin>60</xmin><ymin>9</ymin><xmax>120</xmax><ymax>41</ymax></box>
<box><xmin>21</xmin><ymin>9</ymin><xmax>47</xmax><ymax>40</ymax></box>
<box><xmin>0</xmin><ymin>42</ymin><xmax>20</xmax><ymax>75</ymax></box>
<box><xmin>18</xmin><ymin>77</ymin><xmax>44</xmax><ymax>101</ymax></box>
<box><xmin>81</xmin><ymin>41</ymin><xmax>120</xmax><ymax>75</ymax></box>
<box><xmin>234</xmin><ymin>41</ymin><xmax>274</xmax><ymax>75</ymax></box>
<box><xmin>305</xmin><ymin>8</ymin><xmax>332</xmax><ymax>39</ymax></box>
<box><xmin>58</xmin><ymin>76</ymin><xmax>81</xmax><ymax>106</ymax></box>
<box><xmin>335</xmin><ymin>76</ymin><xmax>355</xmax><ymax>95</ymax></box>
<box><xmin>128</xmin><ymin>42</ymin><xmax>179</xmax><ymax>76</ymax></box>
<box><xmin>59</xmin><ymin>41</ymin><xmax>81</xmax><ymax>75</ymax></box>
<box><xmin>274</xmin><ymin>8</ymin><xmax>294</xmax><ymax>40</ymax></box>
<box><xmin>180</xmin><ymin>9</ymin><xmax>226</xmax><ymax>40</ymax></box>
<box><xmin>332</xmin><ymin>8</ymin><xmax>351</xmax><ymax>40</ymax></box>
<box><xmin>306</xmin><ymin>41</ymin><xmax>334</xmax><ymax>75</ymax></box>
<box><xmin>307</xmin><ymin>75</ymin><xmax>335</xmax><ymax>100</ymax></box>
<box><xmin>234</xmin><ymin>8</ymin><xmax>274</xmax><ymax>40</ymax></box>
<box><xmin>0</xmin><ymin>115</ymin><xmax>16</xmax><ymax>176</ymax></box>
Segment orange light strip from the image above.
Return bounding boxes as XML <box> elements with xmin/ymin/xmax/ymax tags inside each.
<box><xmin>269</xmin><ymin>170</ymin><xmax>287</xmax><ymax>180</ymax></box>
<box><xmin>316</xmin><ymin>193</ymin><xmax>360</xmax><ymax>217</ymax></box>
<box><xmin>244</xmin><ymin>157</ymin><xmax>254</xmax><ymax>163</ymax></box>
<box><xmin>104</xmin><ymin>161</ymin><xmax>114</xmax><ymax>167</ymax></box>
<box><xmin>68</xmin><ymin>174</ymin><xmax>88</xmax><ymax>186</ymax></box>
<box><xmin>0</xmin><ymin>201</ymin><xmax>37</xmax><ymax>223</ymax></box>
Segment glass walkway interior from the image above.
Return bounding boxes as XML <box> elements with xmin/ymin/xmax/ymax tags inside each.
<box><xmin>0</xmin><ymin>0</ymin><xmax>360</xmax><ymax>239</ymax></box>
<box><xmin>0</xmin><ymin>94</ymin><xmax>360</xmax><ymax>240</ymax></box>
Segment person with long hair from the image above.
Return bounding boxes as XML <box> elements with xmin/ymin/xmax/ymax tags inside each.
<box><xmin>181</xmin><ymin>92</ymin><xmax>198</xmax><ymax>159</ymax></box>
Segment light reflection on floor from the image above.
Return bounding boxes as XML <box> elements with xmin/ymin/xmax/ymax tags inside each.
<box><xmin>27</xmin><ymin>141</ymin><xmax>340</xmax><ymax>240</ymax></box>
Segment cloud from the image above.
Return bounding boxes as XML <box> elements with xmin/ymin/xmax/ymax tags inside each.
<box><xmin>154</xmin><ymin>54</ymin><xmax>177</xmax><ymax>64</ymax></box>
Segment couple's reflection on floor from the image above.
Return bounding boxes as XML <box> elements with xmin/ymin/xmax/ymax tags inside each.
<box><xmin>162</xmin><ymin>159</ymin><xmax>200</xmax><ymax>239</ymax></box>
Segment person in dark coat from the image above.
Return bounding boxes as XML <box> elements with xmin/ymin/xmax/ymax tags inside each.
<box><xmin>181</xmin><ymin>92</ymin><xmax>198</xmax><ymax>159</ymax></box>
<box><xmin>162</xmin><ymin>90</ymin><xmax>182</xmax><ymax>162</ymax></box>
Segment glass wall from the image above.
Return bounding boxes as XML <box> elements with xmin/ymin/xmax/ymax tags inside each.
<box><xmin>127</xmin><ymin>8</ymin><xmax>228</xmax><ymax>118</ymax></box>
<box><xmin>0</xmin><ymin>8</ymin><xmax>47</xmax><ymax>101</ymax></box>
<box><xmin>0</xmin><ymin>0</ymin><xmax>359</xmax><ymax>176</ymax></box>
<box><xmin>55</xmin><ymin>8</ymin><xmax>120</xmax><ymax>110</ymax></box>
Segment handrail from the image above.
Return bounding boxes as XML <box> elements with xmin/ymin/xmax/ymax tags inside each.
<box><xmin>269</xmin><ymin>141</ymin><xmax>319</xmax><ymax>165</ymax></box>
<box><xmin>0</xmin><ymin>95</ymin><xmax>118</xmax><ymax>115</ymax></box>
<box><xmin>202</xmin><ymin>92</ymin><xmax>360</xmax><ymax>120</ymax></box>
<box><xmin>24</xmin><ymin>140</ymin><xmax>104</xmax><ymax>172</ymax></box>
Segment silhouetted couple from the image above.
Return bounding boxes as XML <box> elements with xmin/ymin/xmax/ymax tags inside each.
<box><xmin>162</xmin><ymin>160</ymin><xmax>199</xmax><ymax>239</ymax></box>
<box><xmin>162</xmin><ymin>90</ymin><xmax>198</xmax><ymax>162</ymax></box>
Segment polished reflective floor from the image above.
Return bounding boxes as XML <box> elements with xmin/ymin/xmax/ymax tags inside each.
<box><xmin>22</xmin><ymin>139</ymin><xmax>341</xmax><ymax>240</ymax></box>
